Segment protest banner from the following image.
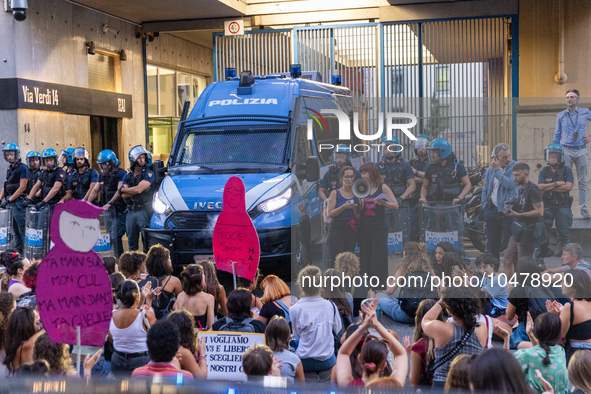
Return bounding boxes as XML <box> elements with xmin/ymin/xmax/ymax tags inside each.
<box><xmin>197</xmin><ymin>331</ymin><xmax>265</xmax><ymax>381</ymax></box>
<box><xmin>36</xmin><ymin>200</ymin><xmax>113</xmax><ymax>348</ymax></box>
<box><xmin>213</xmin><ymin>176</ymin><xmax>260</xmax><ymax>282</ymax></box>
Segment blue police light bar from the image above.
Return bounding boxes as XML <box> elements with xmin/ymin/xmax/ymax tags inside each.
<box><xmin>225</xmin><ymin>68</ymin><xmax>237</xmax><ymax>80</ymax></box>
<box><xmin>290</xmin><ymin>64</ymin><xmax>302</xmax><ymax>78</ymax></box>
<box><xmin>332</xmin><ymin>75</ymin><xmax>342</xmax><ymax>86</ymax></box>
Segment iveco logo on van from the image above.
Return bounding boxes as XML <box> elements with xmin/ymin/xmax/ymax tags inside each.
<box><xmin>195</xmin><ymin>202</ymin><xmax>223</xmax><ymax>210</ymax></box>
<box><xmin>208</xmin><ymin>98</ymin><xmax>278</xmax><ymax>106</ymax></box>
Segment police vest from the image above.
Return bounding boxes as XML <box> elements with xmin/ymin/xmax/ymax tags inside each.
<box><xmin>324</xmin><ymin>162</ymin><xmax>353</xmax><ymax>196</ymax></box>
<box><xmin>541</xmin><ymin>165</ymin><xmax>570</xmax><ymax>206</ymax></box>
<box><xmin>409</xmin><ymin>157</ymin><xmax>429</xmax><ymax>199</ymax></box>
<box><xmin>40</xmin><ymin>169</ymin><xmax>66</xmax><ymax>203</ymax></box>
<box><xmin>101</xmin><ymin>168</ymin><xmax>126</xmax><ymax>210</ymax></box>
<box><xmin>70</xmin><ymin>167</ymin><xmax>95</xmax><ymax>200</ymax></box>
<box><xmin>4</xmin><ymin>161</ymin><xmax>25</xmax><ymax>197</ymax></box>
<box><xmin>427</xmin><ymin>159</ymin><xmax>461</xmax><ymax>202</ymax></box>
<box><xmin>124</xmin><ymin>166</ymin><xmax>151</xmax><ymax>207</ymax></box>
<box><xmin>377</xmin><ymin>159</ymin><xmax>407</xmax><ymax>197</ymax></box>
<box><xmin>27</xmin><ymin>169</ymin><xmax>41</xmax><ymax>203</ymax></box>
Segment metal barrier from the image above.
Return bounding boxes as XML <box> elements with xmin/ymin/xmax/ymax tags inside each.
<box><xmin>420</xmin><ymin>202</ymin><xmax>465</xmax><ymax>258</ymax></box>
<box><xmin>387</xmin><ymin>205</ymin><xmax>410</xmax><ymax>254</ymax></box>
<box><xmin>24</xmin><ymin>206</ymin><xmax>52</xmax><ymax>260</ymax></box>
<box><xmin>0</xmin><ymin>205</ymin><xmax>13</xmax><ymax>252</ymax></box>
<box><xmin>93</xmin><ymin>208</ymin><xmax>118</xmax><ymax>258</ymax></box>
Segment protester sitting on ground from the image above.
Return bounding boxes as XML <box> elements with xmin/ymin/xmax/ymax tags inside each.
<box><xmin>334</xmin><ymin>252</ymin><xmax>360</xmax><ymax>321</ymax></box>
<box><xmin>265</xmin><ymin>316</ymin><xmax>305</xmax><ymax>384</ymax></box>
<box><xmin>335</xmin><ymin>299</ymin><xmax>407</xmax><ymax>387</ymax></box>
<box><xmin>544</xmin><ymin>243</ymin><xmax>591</xmax><ymax>282</ymax></box>
<box><xmin>469</xmin><ymin>348</ymin><xmax>537</xmax><ymax>394</ymax></box>
<box><xmin>212</xmin><ymin>288</ymin><xmax>266</xmax><ymax>333</ymax></box>
<box><xmin>33</xmin><ymin>332</ymin><xmax>102</xmax><ymax>377</ymax></box>
<box><xmin>166</xmin><ymin>310</ymin><xmax>207</xmax><ymax>379</ymax></box>
<box><xmin>173</xmin><ymin>265</ymin><xmax>214</xmax><ymax>331</ymax></box>
<box><xmin>257</xmin><ymin>275</ymin><xmax>297</xmax><ymax>327</ymax></box>
<box><xmin>109</xmin><ymin>280</ymin><xmax>157</xmax><ymax>375</ymax></box>
<box><xmin>403</xmin><ymin>299</ymin><xmax>442</xmax><ymax>388</ymax></box>
<box><xmin>131</xmin><ymin>319</ymin><xmax>194</xmax><ymax>381</ymax></box>
<box><xmin>323</xmin><ymin>268</ymin><xmax>353</xmax><ymax>342</ymax></box>
<box><xmin>567</xmin><ymin>350</ymin><xmax>591</xmax><ymax>394</ymax></box>
<box><xmin>440</xmin><ymin>251</ymin><xmax>476</xmax><ymax>285</ymax></box>
<box><xmin>290</xmin><ymin>265</ymin><xmax>342</xmax><ymax>373</ymax></box>
<box><xmin>3</xmin><ymin>306</ymin><xmax>44</xmax><ymax>374</ymax></box>
<box><xmin>475</xmin><ymin>253</ymin><xmax>509</xmax><ymax>318</ymax></box>
<box><xmin>445</xmin><ymin>354</ymin><xmax>472</xmax><ymax>392</ymax></box>
<box><xmin>1</xmin><ymin>251</ymin><xmax>31</xmax><ymax>299</ymax></box>
<box><xmin>17</xmin><ymin>359</ymin><xmax>50</xmax><ymax>376</ymax></box>
<box><xmin>513</xmin><ymin>312</ymin><xmax>568</xmax><ymax>394</ymax></box>
<box><xmin>377</xmin><ymin>242</ymin><xmax>437</xmax><ymax>323</ymax></box>
<box><xmin>422</xmin><ymin>286</ymin><xmax>486</xmax><ymax>389</ymax></box>
<box><xmin>119</xmin><ymin>251</ymin><xmax>147</xmax><ymax>282</ymax></box>
<box><xmin>103</xmin><ymin>256</ymin><xmax>118</xmax><ymax>275</ymax></box>
<box><xmin>237</xmin><ymin>269</ymin><xmax>263</xmax><ymax>314</ymax></box>
<box><xmin>139</xmin><ymin>244</ymin><xmax>182</xmax><ymax>319</ymax></box>
<box><xmin>432</xmin><ymin>242</ymin><xmax>455</xmax><ymax>277</ymax></box>
<box><xmin>16</xmin><ymin>260</ymin><xmax>40</xmax><ymax>309</ymax></box>
<box><xmin>198</xmin><ymin>260</ymin><xmax>227</xmax><ymax>318</ymax></box>
<box><xmin>0</xmin><ymin>292</ymin><xmax>16</xmax><ymax>375</ymax></box>
<box><xmin>545</xmin><ymin>269</ymin><xmax>591</xmax><ymax>363</ymax></box>
<box><xmin>241</xmin><ymin>344</ymin><xmax>281</xmax><ymax>383</ymax></box>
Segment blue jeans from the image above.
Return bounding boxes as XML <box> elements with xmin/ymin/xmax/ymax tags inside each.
<box><xmin>543</xmin><ymin>205</ymin><xmax>572</xmax><ymax>247</ymax></box>
<box><xmin>126</xmin><ymin>209</ymin><xmax>150</xmax><ymax>252</ymax></box>
<box><xmin>301</xmin><ymin>353</ymin><xmax>336</xmax><ymax>372</ymax></box>
<box><xmin>110</xmin><ymin>352</ymin><xmax>150</xmax><ymax>376</ymax></box>
<box><xmin>376</xmin><ymin>293</ymin><xmax>415</xmax><ymax>324</ymax></box>
<box><xmin>509</xmin><ymin>321</ymin><xmax>529</xmax><ymax>349</ymax></box>
<box><xmin>11</xmin><ymin>199</ymin><xmax>26</xmax><ymax>252</ymax></box>
<box><xmin>115</xmin><ymin>207</ymin><xmax>127</xmax><ymax>257</ymax></box>
<box><xmin>484</xmin><ymin>204</ymin><xmax>513</xmax><ymax>261</ymax></box>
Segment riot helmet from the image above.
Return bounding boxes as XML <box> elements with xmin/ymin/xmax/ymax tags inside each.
<box><xmin>59</xmin><ymin>147</ymin><xmax>74</xmax><ymax>166</ymax></box>
<box><xmin>128</xmin><ymin>145</ymin><xmax>152</xmax><ymax>168</ymax></box>
<box><xmin>97</xmin><ymin>149</ymin><xmax>119</xmax><ymax>173</ymax></box>
<box><xmin>3</xmin><ymin>143</ymin><xmax>20</xmax><ymax>164</ymax></box>
<box><xmin>427</xmin><ymin>138</ymin><xmax>452</xmax><ymax>165</ymax></box>
<box><xmin>41</xmin><ymin>148</ymin><xmax>59</xmax><ymax>170</ymax></box>
<box><xmin>333</xmin><ymin>145</ymin><xmax>351</xmax><ymax>168</ymax></box>
<box><xmin>544</xmin><ymin>143</ymin><xmax>564</xmax><ymax>166</ymax></box>
<box><xmin>73</xmin><ymin>147</ymin><xmax>90</xmax><ymax>168</ymax></box>
<box><xmin>26</xmin><ymin>151</ymin><xmax>41</xmax><ymax>171</ymax></box>
<box><xmin>381</xmin><ymin>135</ymin><xmax>402</xmax><ymax>160</ymax></box>
<box><xmin>413</xmin><ymin>134</ymin><xmax>431</xmax><ymax>158</ymax></box>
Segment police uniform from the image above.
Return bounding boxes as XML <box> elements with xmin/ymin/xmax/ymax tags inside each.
<box><xmin>319</xmin><ymin>164</ymin><xmax>361</xmax><ymax>198</ymax></box>
<box><xmin>377</xmin><ymin>157</ymin><xmax>414</xmax><ymax>202</ymax></box>
<box><xmin>68</xmin><ymin>167</ymin><xmax>99</xmax><ymax>201</ymax></box>
<box><xmin>100</xmin><ymin>166</ymin><xmax>127</xmax><ymax>257</ymax></box>
<box><xmin>3</xmin><ymin>161</ymin><xmax>29</xmax><ymax>251</ymax></box>
<box><xmin>39</xmin><ymin>168</ymin><xmax>66</xmax><ymax>205</ymax></box>
<box><xmin>425</xmin><ymin>157</ymin><xmax>467</xmax><ymax>202</ymax></box>
<box><xmin>538</xmin><ymin>163</ymin><xmax>574</xmax><ymax>248</ymax></box>
<box><xmin>124</xmin><ymin>165</ymin><xmax>154</xmax><ymax>251</ymax></box>
<box><xmin>408</xmin><ymin>156</ymin><xmax>429</xmax><ymax>242</ymax></box>
<box><xmin>27</xmin><ymin>168</ymin><xmax>41</xmax><ymax>204</ymax></box>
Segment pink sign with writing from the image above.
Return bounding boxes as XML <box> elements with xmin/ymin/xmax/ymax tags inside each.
<box><xmin>213</xmin><ymin>177</ymin><xmax>260</xmax><ymax>281</ymax></box>
<box><xmin>36</xmin><ymin>200</ymin><xmax>113</xmax><ymax>347</ymax></box>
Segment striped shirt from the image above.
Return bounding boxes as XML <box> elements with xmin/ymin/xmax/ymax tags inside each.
<box><xmin>132</xmin><ymin>361</ymin><xmax>194</xmax><ymax>381</ymax></box>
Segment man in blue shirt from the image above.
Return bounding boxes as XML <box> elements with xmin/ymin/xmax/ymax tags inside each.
<box><xmin>553</xmin><ymin>89</ymin><xmax>591</xmax><ymax>218</ymax></box>
<box><xmin>481</xmin><ymin>143</ymin><xmax>520</xmax><ymax>261</ymax></box>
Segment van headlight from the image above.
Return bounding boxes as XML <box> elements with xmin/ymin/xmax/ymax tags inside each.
<box><xmin>256</xmin><ymin>185</ymin><xmax>294</xmax><ymax>213</ymax></box>
<box><xmin>153</xmin><ymin>191</ymin><xmax>172</xmax><ymax>215</ymax></box>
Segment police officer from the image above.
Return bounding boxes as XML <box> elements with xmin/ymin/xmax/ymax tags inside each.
<box><xmin>420</xmin><ymin>138</ymin><xmax>471</xmax><ymax>205</ymax></box>
<box><xmin>376</xmin><ymin>136</ymin><xmax>416</xmax><ymax>204</ymax></box>
<box><xmin>318</xmin><ymin>146</ymin><xmax>360</xmax><ymax>201</ymax></box>
<box><xmin>537</xmin><ymin>143</ymin><xmax>574</xmax><ymax>259</ymax></box>
<box><xmin>93</xmin><ymin>149</ymin><xmax>127</xmax><ymax>257</ymax></box>
<box><xmin>62</xmin><ymin>147</ymin><xmax>99</xmax><ymax>202</ymax></box>
<box><xmin>26</xmin><ymin>149</ymin><xmax>66</xmax><ymax>210</ymax></box>
<box><xmin>25</xmin><ymin>151</ymin><xmax>42</xmax><ymax>204</ymax></box>
<box><xmin>60</xmin><ymin>147</ymin><xmax>76</xmax><ymax>191</ymax></box>
<box><xmin>121</xmin><ymin>145</ymin><xmax>154</xmax><ymax>252</ymax></box>
<box><xmin>0</xmin><ymin>144</ymin><xmax>29</xmax><ymax>251</ymax></box>
<box><xmin>408</xmin><ymin>134</ymin><xmax>431</xmax><ymax>241</ymax></box>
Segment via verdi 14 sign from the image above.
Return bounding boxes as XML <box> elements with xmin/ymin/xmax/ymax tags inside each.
<box><xmin>0</xmin><ymin>78</ymin><xmax>132</xmax><ymax>118</ymax></box>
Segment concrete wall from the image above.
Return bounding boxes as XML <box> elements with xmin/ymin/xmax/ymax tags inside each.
<box><xmin>146</xmin><ymin>33</ymin><xmax>214</xmax><ymax>79</ymax></box>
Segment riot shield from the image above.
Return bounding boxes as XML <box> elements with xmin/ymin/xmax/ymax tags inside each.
<box><xmin>25</xmin><ymin>206</ymin><xmax>52</xmax><ymax>260</ymax></box>
<box><xmin>0</xmin><ymin>206</ymin><xmax>13</xmax><ymax>252</ymax></box>
<box><xmin>386</xmin><ymin>206</ymin><xmax>410</xmax><ymax>255</ymax></box>
<box><xmin>93</xmin><ymin>208</ymin><xmax>117</xmax><ymax>258</ymax></box>
<box><xmin>420</xmin><ymin>202</ymin><xmax>465</xmax><ymax>259</ymax></box>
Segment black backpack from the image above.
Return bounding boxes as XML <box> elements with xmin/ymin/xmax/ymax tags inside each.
<box><xmin>399</xmin><ymin>271</ymin><xmax>439</xmax><ymax>317</ymax></box>
<box><xmin>330</xmin><ymin>301</ymin><xmax>352</xmax><ymax>355</ymax></box>
<box><xmin>524</xmin><ymin>285</ymin><xmax>555</xmax><ymax>321</ymax></box>
<box><xmin>219</xmin><ymin>317</ymin><xmax>256</xmax><ymax>333</ymax></box>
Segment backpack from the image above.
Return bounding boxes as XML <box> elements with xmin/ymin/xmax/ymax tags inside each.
<box><xmin>219</xmin><ymin>317</ymin><xmax>256</xmax><ymax>333</ymax></box>
<box><xmin>331</xmin><ymin>301</ymin><xmax>352</xmax><ymax>355</ymax></box>
<box><xmin>399</xmin><ymin>271</ymin><xmax>439</xmax><ymax>317</ymax></box>
<box><xmin>524</xmin><ymin>285</ymin><xmax>555</xmax><ymax>321</ymax></box>
<box><xmin>275</xmin><ymin>296</ymin><xmax>296</xmax><ymax>324</ymax></box>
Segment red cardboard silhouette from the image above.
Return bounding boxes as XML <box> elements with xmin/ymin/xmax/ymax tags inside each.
<box><xmin>213</xmin><ymin>177</ymin><xmax>260</xmax><ymax>281</ymax></box>
<box><xmin>36</xmin><ymin>200</ymin><xmax>113</xmax><ymax>347</ymax></box>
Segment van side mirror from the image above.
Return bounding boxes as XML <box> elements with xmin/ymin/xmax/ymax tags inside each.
<box><xmin>305</xmin><ymin>156</ymin><xmax>320</xmax><ymax>183</ymax></box>
<box><xmin>152</xmin><ymin>160</ymin><xmax>168</xmax><ymax>186</ymax></box>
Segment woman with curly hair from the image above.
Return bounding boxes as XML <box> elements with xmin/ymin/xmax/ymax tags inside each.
<box><xmin>118</xmin><ymin>251</ymin><xmax>147</xmax><ymax>281</ymax></box>
<box><xmin>421</xmin><ymin>286</ymin><xmax>486</xmax><ymax>389</ymax></box>
<box><xmin>33</xmin><ymin>333</ymin><xmax>101</xmax><ymax>377</ymax></box>
<box><xmin>198</xmin><ymin>260</ymin><xmax>227</xmax><ymax>317</ymax></box>
<box><xmin>173</xmin><ymin>265</ymin><xmax>215</xmax><ymax>331</ymax></box>
<box><xmin>1</xmin><ymin>250</ymin><xmax>30</xmax><ymax>299</ymax></box>
<box><xmin>166</xmin><ymin>310</ymin><xmax>207</xmax><ymax>379</ymax></box>
<box><xmin>335</xmin><ymin>252</ymin><xmax>360</xmax><ymax>321</ymax></box>
<box><xmin>3</xmin><ymin>306</ymin><xmax>44</xmax><ymax>374</ymax></box>
<box><xmin>376</xmin><ymin>242</ymin><xmax>438</xmax><ymax>323</ymax></box>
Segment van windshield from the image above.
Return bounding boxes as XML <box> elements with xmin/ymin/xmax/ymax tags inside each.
<box><xmin>171</xmin><ymin>117</ymin><xmax>291</xmax><ymax>173</ymax></box>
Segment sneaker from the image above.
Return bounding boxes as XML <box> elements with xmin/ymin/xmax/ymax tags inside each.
<box><xmin>539</xmin><ymin>246</ymin><xmax>554</xmax><ymax>258</ymax></box>
<box><xmin>582</xmin><ymin>209</ymin><xmax>591</xmax><ymax>219</ymax></box>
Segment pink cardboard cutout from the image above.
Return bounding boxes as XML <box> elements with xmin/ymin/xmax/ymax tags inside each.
<box><xmin>213</xmin><ymin>177</ymin><xmax>260</xmax><ymax>281</ymax></box>
<box><xmin>36</xmin><ymin>200</ymin><xmax>113</xmax><ymax>347</ymax></box>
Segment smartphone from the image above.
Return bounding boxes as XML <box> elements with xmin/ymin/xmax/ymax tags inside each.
<box><xmin>452</xmin><ymin>265</ymin><xmax>460</xmax><ymax>272</ymax></box>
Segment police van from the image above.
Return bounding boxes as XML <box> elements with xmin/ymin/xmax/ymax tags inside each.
<box><xmin>146</xmin><ymin>67</ymin><xmax>363</xmax><ymax>279</ymax></box>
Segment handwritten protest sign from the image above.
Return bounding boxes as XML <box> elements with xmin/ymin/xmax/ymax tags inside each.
<box><xmin>198</xmin><ymin>331</ymin><xmax>265</xmax><ymax>381</ymax></box>
<box><xmin>213</xmin><ymin>177</ymin><xmax>260</xmax><ymax>281</ymax></box>
<box><xmin>36</xmin><ymin>200</ymin><xmax>113</xmax><ymax>347</ymax></box>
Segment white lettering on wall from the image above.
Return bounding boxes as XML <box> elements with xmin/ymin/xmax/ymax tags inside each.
<box><xmin>22</xmin><ymin>86</ymin><xmax>59</xmax><ymax>106</ymax></box>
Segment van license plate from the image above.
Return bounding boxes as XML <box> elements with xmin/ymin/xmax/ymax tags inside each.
<box><xmin>193</xmin><ymin>255</ymin><xmax>214</xmax><ymax>263</ymax></box>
